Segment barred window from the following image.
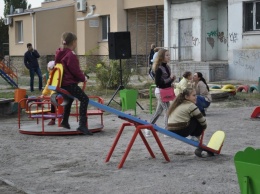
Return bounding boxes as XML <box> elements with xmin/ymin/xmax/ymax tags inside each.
<box><xmin>244</xmin><ymin>2</ymin><xmax>260</xmax><ymax>31</ymax></box>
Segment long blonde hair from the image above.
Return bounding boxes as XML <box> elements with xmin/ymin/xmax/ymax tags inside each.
<box><xmin>167</xmin><ymin>88</ymin><xmax>195</xmax><ymax>117</ymax></box>
<box><xmin>152</xmin><ymin>49</ymin><xmax>168</xmax><ymax>73</ymax></box>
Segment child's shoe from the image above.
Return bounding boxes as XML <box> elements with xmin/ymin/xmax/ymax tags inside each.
<box><xmin>47</xmin><ymin>119</ymin><xmax>55</xmax><ymax>125</ymax></box>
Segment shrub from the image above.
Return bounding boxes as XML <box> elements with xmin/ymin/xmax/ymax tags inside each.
<box><xmin>95</xmin><ymin>60</ymin><xmax>133</xmax><ymax>89</ymax></box>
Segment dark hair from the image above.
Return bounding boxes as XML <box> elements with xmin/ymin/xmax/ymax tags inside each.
<box><xmin>183</xmin><ymin>71</ymin><xmax>192</xmax><ymax>78</ymax></box>
<box><xmin>27</xmin><ymin>43</ymin><xmax>32</xmax><ymax>48</ymax></box>
<box><xmin>167</xmin><ymin>88</ymin><xmax>195</xmax><ymax>117</ymax></box>
<box><xmin>61</xmin><ymin>32</ymin><xmax>77</xmax><ymax>47</ymax></box>
<box><xmin>196</xmin><ymin>72</ymin><xmax>209</xmax><ymax>91</ymax></box>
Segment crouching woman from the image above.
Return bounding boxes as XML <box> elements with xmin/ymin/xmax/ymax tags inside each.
<box><xmin>167</xmin><ymin>88</ymin><xmax>207</xmax><ymax>141</ymax></box>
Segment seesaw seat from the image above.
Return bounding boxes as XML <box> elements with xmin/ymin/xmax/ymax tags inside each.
<box><xmin>250</xmin><ymin>106</ymin><xmax>260</xmax><ymax>118</ymax></box>
<box><xmin>195</xmin><ymin>130</ymin><xmax>226</xmax><ymax>157</ymax></box>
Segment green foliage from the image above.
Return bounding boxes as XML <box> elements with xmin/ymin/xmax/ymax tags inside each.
<box><xmin>83</xmin><ymin>46</ymin><xmax>100</xmax><ymax>74</ymax></box>
<box><xmin>0</xmin><ymin>18</ymin><xmax>9</xmax><ymax>57</ymax></box>
<box><xmin>95</xmin><ymin>60</ymin><xmax>133</xmax><ymax>89</ymax></box>
<box><xmin>4</xmin><ymin>0</ymin><xmax>27</xmax><ymax>16</ymax></box>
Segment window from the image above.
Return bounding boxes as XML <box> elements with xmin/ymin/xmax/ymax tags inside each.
<box><xmin>244</xmin><ymin>2</ymin><xmax>260</xmax><ymax>31</ymax></box>
<box><xmin>16</xmin><ymin>21</ymin><xmax>23</xmax><ymax>43</ymax></box>
<box><xmin>101</xmin><ymin>16</ymin><xmax>110</xmax><ymax>40</ymax></box>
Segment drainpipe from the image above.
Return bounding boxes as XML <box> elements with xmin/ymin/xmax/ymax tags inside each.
<box><xmin>30</xmin><ymin>12</ymin><xmax>35</xmax><ymax>48</ymax></box>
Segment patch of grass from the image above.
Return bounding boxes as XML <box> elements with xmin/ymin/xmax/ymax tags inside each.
<box><xmin>0</xmin><ymin>91</ymin><xmax>15</xmax><ymax>99</ymax></box>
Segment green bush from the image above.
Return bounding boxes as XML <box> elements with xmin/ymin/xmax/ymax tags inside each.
<box><xmin>95</xmin><ymin>60</ymin><xmax>133</xmax><ymax>89</ymax></box>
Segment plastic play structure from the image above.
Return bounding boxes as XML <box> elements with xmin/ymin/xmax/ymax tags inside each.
<box><xmin>18</xmin><ymin>64</ymin><xmax>104</xmax><ymax>135</ymax></box>
<box><xmin>210</xmin><ymin>84</ymin><xmax>236</xmax><ymax>95</ymax></box>
<box><xmin>234</xmin><ymin>147</ymin><xmax>260</xmax><ymax>194</ymax></box>
<box><xmin>50</xmin><ymin>85</ymin><xmax>226</xmax><ymax>167</ymax></box>
<box><xmin>250</xmin><ymin>106</ymin><xmax>260</xmax><ymax>118</ymax></box>
<box><xmin>17</xmin><ymin>63</ymin><xmax>226</xmax><ymax>168</ymax></box>
<box><xmin>119</xmin><ymin>89</ymin><xmax>138</xmax><ymax>116</ymax></box>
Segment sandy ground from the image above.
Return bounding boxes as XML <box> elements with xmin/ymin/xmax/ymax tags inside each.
<box><xmin>0</xmin><ymin>94</ymin><xmax>260</xmax><ymax>194</ymax></box>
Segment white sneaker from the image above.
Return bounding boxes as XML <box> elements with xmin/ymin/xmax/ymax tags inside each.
<box><xmin>190</xmin><ymin>136</ymin><xmax>199</xmax><ymax>142</ymax></box>
<box><xmin>144</xmin><ymin>129</ymin><xmax>151</xmax><ymax>137</ymax></box>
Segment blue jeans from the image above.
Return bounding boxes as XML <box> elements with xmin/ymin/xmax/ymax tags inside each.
<box><xmin>196</xmin><ymin>95</ymin><xmax>210</xmax><ymax>113</ymax></box>
<box><xmin>29</xmin><ymin>67</ymin><xmax>43</xmax><ymax>91</ymax></box>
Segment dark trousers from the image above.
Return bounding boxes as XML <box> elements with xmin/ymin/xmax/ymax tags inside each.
<box><xmin>29</xmin><ymin>67</ymin><xmax>42</xmax><ymax>91</ymax></box>
<box><xmin>61</xmin><ymin>84</ymin><xmax>89</xmax><ymax>125</ymax></box>
<box><xmin>173</xmin><ymin>117</ymin><xmax>204</xmax><ymax>137</ymax></box>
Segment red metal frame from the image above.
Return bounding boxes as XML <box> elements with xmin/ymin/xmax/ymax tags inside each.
<box><xmin>18</xmin><ymin>95</ymin><xmax>104</xmax><ymax>135</ymax></box>
<box><xmin>105</xmin><ymin>120</ymin><xmax>170</xmax><ymax>169</ymax></box>
<box><xmin>18</xmin><ymin>67</ymin><xmax>104</xmax><ymax>135</ymax></box>
<box><xmin>198</xmin><ymin>131</ymin><xmax>224</xmax><ymax>155</ymax></box>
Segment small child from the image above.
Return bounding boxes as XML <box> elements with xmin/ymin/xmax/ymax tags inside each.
<box><xmin>41</xmin><ymin>61</ymin><xmax>56</xmax><ymax>125</ymax></box>
<box><xmin>174</xmin><ymin>71</ymin><xmax>193</xmax><ymax>96</ymax></box>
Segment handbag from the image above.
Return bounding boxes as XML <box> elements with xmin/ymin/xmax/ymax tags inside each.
<box><xmin>159</xmin><ymin>87</ymin><xmax>176</xmax><ymax>102</ymax></box>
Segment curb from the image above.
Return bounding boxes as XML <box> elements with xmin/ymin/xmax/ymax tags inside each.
<box><xmin>0</xmin><ymin>177</ymin><xmax>35</xmax><ymax>194</ymax></box>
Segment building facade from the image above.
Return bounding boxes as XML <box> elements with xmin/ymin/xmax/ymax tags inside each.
<box><xmin>165</xmin><ymin>0</ymin><xmax>260</xmax><ymax>81</ymax></box>
<box><xmin>6</xmin><ymin>0</ymin><xmax>164</xmax><ymax>75</ymax></box>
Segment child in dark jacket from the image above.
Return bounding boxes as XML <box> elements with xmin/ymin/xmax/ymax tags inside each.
<box><xmin>55</xmin><ymin>32</ymin><xmax>92</xmax><ymax>135</ymax></box>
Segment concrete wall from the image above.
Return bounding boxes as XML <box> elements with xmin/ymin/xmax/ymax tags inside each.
<box><xmin>228</xmin><ymin>0</ymin><xmax>260</xmax><ymax>80</ymax></box>
<box><xmin>229</xmin><ymin>49</ymin><xmax>260</xmax><ymax>81</ymax></box>
<box><xmin>9</xmin><ymin>14</ymin><xmax>32</xmax><ymax>56</ymax></box>
<box><xmin>202</xmin><ymin>1</ymin><xmax>218</xmax><ymax>60</ymax></box>
<box><xmin>170</xmin><ymin>1</ymin><xmax>202</xmax><ymax>61</ymax></box>
<box><xmin>36</xmin><ymin>6</ymin><xmax>75</xmax><ymax>55</ymax></box>
<box><xmin>171</xmin><ymin>61</ymin><xmax>228</xmax><ymax>82</ymax></box>
<box><xmin>217</xmin><ymin>1</ymin><xmax>228</xmax><ymax>60</ymax></box>
<box><xmin>168</xmin><ymin>0</ymin><xmax>228</xmax><ymax>62</ymax></box>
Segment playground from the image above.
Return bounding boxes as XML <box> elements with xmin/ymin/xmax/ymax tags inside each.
<box><xmin>1</xmin><ymin>62</ymin><xmax>260</xmax><ymax>193</ymax></box>
<box><xmin>0</xmin><ymin>84</ymin><xmax>260</xmax><ymax>193</ymax></box>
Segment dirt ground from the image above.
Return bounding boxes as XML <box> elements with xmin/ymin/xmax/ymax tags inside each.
<box><xmin>0</xmin><ymin>90</ymin><xmax>260</xmax><ymax>194</ymax></box>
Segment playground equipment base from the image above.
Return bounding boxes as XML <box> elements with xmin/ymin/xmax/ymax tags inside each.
<box><xmin>19</xmin><ymin>119</ymin><xmax>103</xmax><ymax>136</ymax></box>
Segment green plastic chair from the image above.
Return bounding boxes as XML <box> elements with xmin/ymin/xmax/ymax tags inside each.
<box><xmin>119</xmin><ymin>89</ymin><xmax>138</xmax><ymax>116</ymax></box>
<box><xmin>149</xmin><ymin>84</ymin><xmax>156</xmax><ymax>114</ymax></box>
<box><xmin>234</xmin><ymin>147</ymin><xmax>260</xmax><ymax>194</ymax></box>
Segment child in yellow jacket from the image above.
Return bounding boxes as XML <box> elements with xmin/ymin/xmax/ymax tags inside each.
<box><xmin>41</xmin><ymin>61</ymin><xmax>56</xmax><ymax>125</ymax></box>
<box><xmin>174</xmin><ymin>71</ymin><xmax>193</xmax><ymax>96</ymax></box>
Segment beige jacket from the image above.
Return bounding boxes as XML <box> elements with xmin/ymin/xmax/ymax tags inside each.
<box><xmin>167</xmin><ymin>100</ymin><xmax>207</xmax><ymax>131</ymax></box>
<box><xmin>194</xmin><ymin>81</ymin><xmax>212</xmax><ymax>102</ymax></box>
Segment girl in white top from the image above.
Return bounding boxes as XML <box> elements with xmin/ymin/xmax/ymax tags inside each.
<box><xmin>145</xmin><ymin>49</ymin><xmax>176</xmax><ymax>137</ymax></box>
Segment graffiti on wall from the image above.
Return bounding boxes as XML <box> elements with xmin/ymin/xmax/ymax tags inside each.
<box><xmin>206</xmin><ymin>30</ymin><xmax>228</xmax><ymax>48</ymax></box>
<box><xmin>207</xmin><ymin>30</ymin><xmax>218</xmax><ymax>37</ymax></box>
<box><xmin>192</xmin><ymin>37</ymin><xmax>200</xmax><ymax>46</ymax></box>
<box><xmin>217</xmin><ymin>32</ymin><xmax>227</xmax><ymax>44</ymax></box>
<box><xmin>229</xmin><ymin>32</ymin><xmax>238</xmax><ymax>43</ymax></box>
<box><xmin>207</xmin><ymin>37</ymin><xmax>215</xmax><ymax>49</ymax></box>
<box><xmin>233</xmin><ymin>51</ymin><xmax>259</xmax><ymax>72</ymax></box>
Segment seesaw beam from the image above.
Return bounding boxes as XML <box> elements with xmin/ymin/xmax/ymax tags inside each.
<box><xmin>49</xmin><ymin>85</ymin><xmax>199</xmax><ymax>147</ymax></box>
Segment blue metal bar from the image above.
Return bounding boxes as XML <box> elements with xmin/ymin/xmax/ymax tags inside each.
<box><xmin>49</xmin><ymin>85</ymin><xmax>199</xmax><ymax>147</ymax></box>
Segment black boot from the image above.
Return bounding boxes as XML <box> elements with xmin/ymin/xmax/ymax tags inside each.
<box><xmin>60</xmin><ymin>119</ymin><xmax>70</xmax><ymax>129</ymax></box>
<box><xmin>77</xmin><ymin>117</ymin><xmax>93</xmax><ymax>135</ymax></box>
